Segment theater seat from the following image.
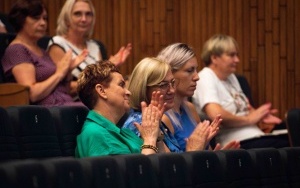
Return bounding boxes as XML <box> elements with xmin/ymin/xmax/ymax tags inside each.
<box><xmin>149</xmin><ymin>153</ymin><xmax>192</xmax><ymax>188</ymax></box>
<box><xmin>6</xmin><ymin>105</ymin><xmax>62</xmax><ymax>159</ymax></box>
<box><xmin>286</xmin><ymin>108</ymin><xmax>300</xmax><ymax>146</ymax></box>
<box><xmin>0</xmin><ymin>159</ymin><xmax>49</xmax><ymax>188</ymax></box>
<box><xmin>81</xmin><ymin>156</ymin><xmax>125</xmax><ymax>188</ymax></box>
<box><xmin>116</xmin><ymin>154</ymin><xmax>159</xmax><ymax>188</ymax></box>
<box><xmin>279</xmin><ymin>147</ymin><xmax>300</xmax><ymax>188</ymax></box>
<box><xmin>247</xmin><ymin>148</ymin><xmax>288</xmax><ymax>187</ymax></box>
<box><xmin>181</xmin><ymin>150</ymin><xmax>225</xmax><ymax>187</ymax></box>
<box><xmin>41</xmin><ymin>157</ymin><xmax>90</xmax><ymax>188</ymax></box>
<box><xmin>0</xmin><ymin>107</ymin><xmax>20</xmax><ymax>162</ymax></box>
<box><xmin>216</xmin><ymin>149</ymin><xmax>259</xmax><ymax>187</ymax></box>
<box><xmin>49</xmin><ymin>106</ymin><xmax>88</xmax><ymax>156</ymax></box>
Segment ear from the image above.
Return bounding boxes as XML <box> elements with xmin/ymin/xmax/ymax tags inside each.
<box><xmin>210</xmin><ymin>54</ymin><xmax>219</xmax><ymax>64</ymax></box>
<box><xmin>95</xmin><ymin>84</ymin><xmax>108</xmax><ymax>99</ymax></box>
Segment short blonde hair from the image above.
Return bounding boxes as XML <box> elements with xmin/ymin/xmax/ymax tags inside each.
<box><xmin>157</xmin><ymin>43</ymin><xmax>195</xmax><ymax>72</ymax></box>
<box><xmin>128</xmin><ymin>57</ymin><xmax>171</xmax><ymax>110</ymax></box>
<box><xmin>201</xmin><ymin>34</ymin><xmax>239</xmax><ymax>66</ymax></box>
<box><xmin>56</xmin><ymin>0</ymin><xmax>95</xmax><ymax>38</ymax></box>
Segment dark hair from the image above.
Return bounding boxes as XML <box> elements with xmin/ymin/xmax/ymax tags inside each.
<box><xmin>77</xmin><ymin>61</ymin><xmax>120</xmax><ymax>109</ymax></box>
<box><xmin>8</xmin><ymin>0</ymin><xmax>46</xmax><ymax>32</ymax></box>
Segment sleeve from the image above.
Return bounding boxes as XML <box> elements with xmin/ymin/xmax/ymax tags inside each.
<box><xmin>94</xmin><ymin>40</ymin><xmax>108</xmax><ymax>60</ymax></box>
<box><xmin>122</xmin><ymin>112</ymin><xmax>142</xmax><ymax>137</ymax></box>
<box><xmin>48</xmin><ymin>36</ymin><xmax>69</xmax><ymax>52</ymax></box>
<box><xmin>2</xmin><ymin>44</ymin><xmax>33</xmax><ymax>73</ymax></box>
<box><xmin>193</xmin><ymin>69</ymin><xmax>221</xmax><ymax>111</ymax></box>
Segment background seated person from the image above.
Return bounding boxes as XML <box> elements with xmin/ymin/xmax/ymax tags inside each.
<box><xmin>1</xmin><ymin>0</ymin><xmax>87</xmax><ymax>106</ymax></box>
<box><xmin>75</xmin><ymin>61</ymin><xmax>162</xmax><ymax>157</ymax></box>
<box><xmin>48</xmin><ymin>0</ymin><xmax>132</xmax><ymax>97</ymax></box>
<box><xmin>192</xmin><ymin>34</ymin><xmax>290</xmax><ymax>149</ymax></box>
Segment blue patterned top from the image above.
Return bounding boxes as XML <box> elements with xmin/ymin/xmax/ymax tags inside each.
<box><xmin>122</xmin><ymin>108</ymin><xmax>182</xmax><ymax>153</ymax></box>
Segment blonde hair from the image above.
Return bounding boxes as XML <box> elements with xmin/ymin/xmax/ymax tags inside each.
<box><xmin>56</xmin><ymin>0</ymin><xmax>96</xmax><ymax>38</ymax></box>
<box><xmin>128</xmin><ymin>57</ymin><xmax>171</xmax><ymax>110</ymax></box>
<box><xmin>157</xmin><ymin>43</ymin><xmax>195</xmax><ymax>72</ymax></box>
<box><xmin>201</xmin><ymin>34</ymin><xmax>239</xmax><ymax>66</ymax></box>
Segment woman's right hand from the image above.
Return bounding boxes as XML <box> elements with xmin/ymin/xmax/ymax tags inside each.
<box><xmin>186</xmin><ymin>120</ymin><xmax>211</xmax><ymax>151</ymax></box>
<box><xmin>134</xmin><ymin>102</ymin><xmax>160</xmax><ymax>145</ymax></box>
<box><xmin>56</xmin><ymin>50</ymin><xmax>73</xmax><ymax>80</ymax></box>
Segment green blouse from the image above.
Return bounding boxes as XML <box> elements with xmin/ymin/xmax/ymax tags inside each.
<box><xmin>75</xmin><ymin>110</ymin><xmax>143</xmax><ymax>157</ymax></box>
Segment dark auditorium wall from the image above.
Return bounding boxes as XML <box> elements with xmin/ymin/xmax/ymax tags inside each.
<box><xmin>1</xmin><ymin>0</ymin><xmax>300</xmax><ymax>119</ymax></box>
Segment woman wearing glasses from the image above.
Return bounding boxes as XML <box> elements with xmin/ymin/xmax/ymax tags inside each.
<box><xmin>157</xmin><ymin>43</ymin><xmax>240</xmax><ymax>151</ymax></box>
<box><xmin>123</xmin><ymin>57</ymin><xmax>219</xmax><ymax>152</ymax></box>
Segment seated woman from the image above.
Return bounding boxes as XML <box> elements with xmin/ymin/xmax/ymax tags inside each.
<box><xmin>48</xmin><ymin>0</ymin><xmax>132</xmax><ymax>97</ymax></box>
<box><xmin>157</xmin><ymin>43</ymin><xmax>240</xmax><ymax>151</ymax></box>
<box><xmin>75</xmin><ymin>61</ymin><xmax>161</xmax><ymax>157</ymax></box>
<box><xmin>1</xmin><ymin>0</ymin><xmax>87</xmax><ymax>106</ymax></box>
<box><xmin>123</xmin><ymin>57</ymin><xmax>221</xmax><ymax>152</ymax></box>
<box><xmin>192</xmin><ymin>34</ymin><xmax>289</xmax><ymax>149</ymax></box>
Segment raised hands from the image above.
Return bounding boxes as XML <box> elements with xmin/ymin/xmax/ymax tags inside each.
<box><xmin>185</xmin><ymin>114</ymin><xmax>222</xmax><ymax>151</ymax></box>
<box><xmin>134</xmin><ymin>102</ymin><xmax>161</xmax><ymax>145</ymax></box>
<box><xmin>150</xmin><ymin>91</ymin><xmax>166</xmax><ymax>119</ymax></box>
<box><xmin>109</xmin><ymin>43</ymin><xmax>132</xmax><ymax>66</ymax></box>
<box><xmin>70</xmin><ymin>49</ymin><xmax>89</xmax><ymax>70</ymax></box>
<box><xmin>56</xmin><ymin>50</ymin><xmax>73</xmax><ymax>80</ymax></box>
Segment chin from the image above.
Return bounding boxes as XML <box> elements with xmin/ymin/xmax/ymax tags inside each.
<box><xmin>165</xmin><ymin>103</ymin><xmax>174</xmax><ymax>111</ymax></box>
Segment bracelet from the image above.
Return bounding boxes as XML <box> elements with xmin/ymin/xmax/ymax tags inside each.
<box><xmin>141</xmin><ymin>144</ymin><xmax>159</xmax><ymax>153</ymax></box>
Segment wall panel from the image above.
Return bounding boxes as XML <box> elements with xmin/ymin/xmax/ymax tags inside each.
<box><xmin>1</xmin><ymin>0</ymin><xmax>299</xmax><ymax>118</ymax></box>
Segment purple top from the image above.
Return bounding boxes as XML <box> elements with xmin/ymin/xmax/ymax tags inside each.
<box><xmin>1</xmin><ymin>43</ymin><xmax>82</xmax><ymax>107</ymax></box>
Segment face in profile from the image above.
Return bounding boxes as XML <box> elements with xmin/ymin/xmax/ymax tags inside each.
<box><xmin>173</xmin><ymin>57</ymin><xmax>199</xmax><ymax>98</ymax></box>
<box><xmin>147</xmin><ymin>70</ymin><xmax>176</xmax><ymax>111</ymax></box>
<box><xmin>104</xmin><ymin>72</ymin><xmax>132</xmax><ymax>113</ymax></box>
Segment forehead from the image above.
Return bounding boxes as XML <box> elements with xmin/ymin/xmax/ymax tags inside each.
<box><xmin>162</xmin><ymin>70</ymin><xmax>174</xmax><ymax>81</ymax></box>
<box><xmin>72</xmin><ymin>1</ymin><xmax>92</xmax><ymax>11</ymax></box>
<box><xmin>110</xmin><ymin>72</ymin><xmax>124</xmax><ymax>82</ymax></box>
<box><xmin>180</xmin><ymin>57</ymin><xmax>198</xmax><ymax>69</ymax></box>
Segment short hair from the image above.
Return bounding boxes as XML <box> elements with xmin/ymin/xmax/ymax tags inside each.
<box><xmin>157</xmin><ymin>43</ymin><xmax>195</xmax><ymax>72</ymax></box>
<box><xmin>128</xmin><ymin>57</ymin><xmax>171</xmax><ymax>110</ymax></box>
<box><xmin>9</xmin><ymin>0</ymin><xmax>46</xmax><ymax>32</ymax></box>
<box><xmin>77</xmin><ymin>61</ymin><xmax>119</xmax><ymax>109</ymax></box>
<box><xmin>201</xmin><ymin>34</ymin><xmax>239</xmax><ymax>66</ymax></box>
<box><xmin>56</xmin><ymin>0</ymin><xmax>95</xmax><ymax>38</ymax></box>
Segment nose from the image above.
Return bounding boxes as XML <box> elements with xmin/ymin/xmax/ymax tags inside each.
<box><xmin>125</xmin><ymin>89</ymin><xmax>131</xmax><ymax>96</ymax></box>
<box><xmin>193</xmin><ymin>71</ymin><xmax>199</xmax><ymax>81</ymax></box>
<box><xmin>234</xmin><ymin>55</ymin><xmax>240</xmax><ymax>63</ymax></box>
<box><xmin>80</xmin><ymin>15</ymin><xmax>87</xmax><ymax>21</ymax></box>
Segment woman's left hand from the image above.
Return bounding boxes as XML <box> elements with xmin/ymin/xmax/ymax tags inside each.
<box><xmin>109</xmin><ymin>43</ymin><xmax>132</xmax><ymax>66</ymax></box>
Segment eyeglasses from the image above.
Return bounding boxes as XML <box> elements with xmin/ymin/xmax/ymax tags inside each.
<box><xmin>153</xmin><ymin>79</ymin><xmax>178</xmax><ymax>91</ymax></box>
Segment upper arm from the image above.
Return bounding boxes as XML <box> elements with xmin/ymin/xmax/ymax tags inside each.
<box><xmin>162</xmin><ymin>114</ymin><xmax>174</xmax><ymax>134</ymax></box>
<box><xmin>11</xmin><ymin>62</ymin><xmax>36</xmax><ymax>86</ymax></box>
<box><xmin>185</xmin><ymin>101</ymin><xmax>201</xmax><ymax>123</ymax></box>
<box><xmin>48</xmin><ymin>45</ymin><xmax>65</xmax><ymax>65</ymax></box>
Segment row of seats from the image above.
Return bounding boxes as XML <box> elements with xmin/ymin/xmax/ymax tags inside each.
<box><xmin>1</xmin><ymin>147</ymin><xmax>300</xmax><ymax>188</ymax></box>
<box><xmin>1</xmin><ymin>105</ymin><xmax>300</xmax><ymax>187</ymax></box>
<box><xmin>0</xmin><ymin>105</ymin><xmax>89</xmax><ymax>161</ymax></box>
